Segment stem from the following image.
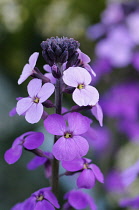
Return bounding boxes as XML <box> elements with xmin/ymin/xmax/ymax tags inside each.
<box><xmin>52</xmin><ymin>67</ymin><xmax>63</xmax><ymax>196</ymax></box>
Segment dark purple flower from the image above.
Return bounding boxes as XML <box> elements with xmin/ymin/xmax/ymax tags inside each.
<box><xmin>4</xmin><ymin>132</ymin><xmax>44</xmax><ymax>164</ymax></box>
<box><xmin>12</xmin><ymin>187</ymin><xmax>60</xmax><ymax>210</ymax></box>
<box><xmin>18</xmin><ymin>52</ymin><xmax>39</xmax><ymax>85</ymax></box>
<box><xmin>44</xmin><ymin>112</ymin><xmax>90</xmax><ymax>161</ymax></box>
<box><xmin>16</xmin><ymin>78</ymin><xmax>55</xmax><ymax>124</ymax></box>
<box><xmin>63</xmin><ymin>190</ymin><xmax>97</xmax><ymax>210</ymax></box>
<box><xmin>120</xmin><ymin>196</ymin><xmax>139</xmax><ymax>209</ymax></box>
<box><xmin>27</xmin><ymin>152</ymin><xmax>53</xmax><ymax>178</ymax></box>
<box><xmin>62</xmin><ymin>158</ymin><xmax>104</xmax><ymax>189</ymax></box>
<box><xmin>63</xmin><ymin>67</ymin><xmax>99</xmax><ymax>106</ymax></box>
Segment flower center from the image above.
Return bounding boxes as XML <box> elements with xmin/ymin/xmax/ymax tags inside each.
<box><xmin>36</xmin><ymin>194</ymin><xmax>44</xmax><ymax>201</ymax></box>
<box><xmin>33</xmin><ymin>97</ymin><xmax>40</xmax><ymax>103</ymax></box>
<box><xmin>83</xmin><ymin>163</ymin><xmax>89</xmax><ymax>169</ymax></box>
<box><xmin>64</xmin><ymin>133</ymin><xmax>72</xmax><ymax>138</ymax></box>
<box><xmin>77</xmin><ymin>84</ymin><xmax>85</xmax><ymax>89</ymax></box>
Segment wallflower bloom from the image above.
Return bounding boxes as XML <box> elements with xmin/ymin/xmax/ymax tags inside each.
<box><xmin>16</xmin><ymin>78</ymin><xmax>55</xmax><ymax>124</ymax></box>
<box><xmin>18</xmin><ymin>52</ymin><xmax>39</xmax><ymax>85</ymax></box>
<box><xmin>63</xmin><ymin>67</ymin><xmax>99</xmax><ymax>106</ymax></box>
<box><xmin>91</xmin><ymin>103</ymin><xmax>103</xmax><ymax>127</ymax></box>
<box><xmin>63</xmin><ymin>190</ymin><xmax>97</xmax><ymax>210</ymax></box>
<box><xmin>4</xmin><ymin>132</ymin><xmax>44</xmax><ymax>164</ymax></box>
<box><xmin>62</xmin><ymin>158</ymin><xmax>104</xmax><ymax>189</ymax></box>
<box><xmin>44</xmin><ymin>112</ymin><xmax>90</xmax><ymax>161</ymax></box>
<box><xmin>12</xmin><ymin>187</ymin><xmax>60</xmax><ymax>210</ymax></box>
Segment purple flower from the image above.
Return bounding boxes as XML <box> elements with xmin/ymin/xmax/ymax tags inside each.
<box><xmin>27</xmin><ymin>152</ymin><xmax>53</xmax><ymax>178</ymax></box>
<box><xmin>63</xmin><ymin>190</ymin><xmax>97</xmax><ymax>210</ymax></box>
<box><xmin>63</xmin><ymin>67</ymin><xmax>99</xmax><ymax>106</ymax></box>
<box><xmin>132</xmin><ymin>52</ymin><xmax>139</xmax><ymax>71</ymax></box>
<box><xmin>18</xmin><ymin>52</ymin><xmax>39</xmax><ymax>85</ymax></box>
<box><xmin>120</xmin><ymin>196</ymin><xmax>139</xmax><ymax>209</ymax></box>
<box><xmin>62</xmin><ymin>158</ymin><xmax>104</xmax><ymax>189</ymax></box>
<box><xmin>77</xmin><ymin>49</ymin><xmax>96</xmax><ymax>77</ymax></box>
<box><xmin>16</xmin><ymin>78</ymin><xmax>55</xmax><ymax>124</ymax></box>
<box><xmin>44</xmin><ymin>112</ymin><xmax>90</xmax><ymax>161</ymax></box>
<box><xmin>91</xmin><ymin>103</ymin><xmax>103</xmax><ymax>127</ymax></box>
<box><xmin>12</xmin><ymin>187</ymin><xmax>60</xmax><ymax>210</ymax></box>
<box><xmin>4</xmin><ymin>132</ymin><xmax>44</xmax><ymax>164</ymax></box>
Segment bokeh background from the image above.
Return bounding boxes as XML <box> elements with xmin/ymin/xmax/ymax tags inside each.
<box><xmin>1</xmin><ymin>0</ymin><xmax>139</xmax><ymax>209</ymax></box>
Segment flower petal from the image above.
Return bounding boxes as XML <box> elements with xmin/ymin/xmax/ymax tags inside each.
<box><xmin>43</xmin><ymin>189</ymin><xmax>60</xmax><ymax>208</ymax></box>
<box><xmin>44</xmin><ymin>73</ymin><xmax>56</xmax><ymax>84</ymax></box>
<box><xmin>44</xmin><ymin>114</ymin><xmax>66</xmax><ymax>135</ymax></box>
<box><xmin>67</xmin><ymin>112</ymin><xmax>91</xmax><ymax>135</ymax></box>
<box><xmin>63</xmin><ymin>67</ymin><xmax>91</xmax><ymax>87</ymax></box>
<box><xmin>90</xmin><ymin>164</ymin><xmax>104</xmax><ymax>183</ymax></box>
<box><xmin>25</xmin><ymin>103</ymin><xmax>43</xmax><ymax>124</ymax></box>
<box><xmin>37</xmin><ymin>83</ymin><xmax>55</xmax><ymax>103</ymax></box>
<box><xmin>18</xmin><ymin>64</ymin><xmax>32</xmax><ymax>85</ymax></box>
<box><xmin>72</xmin><ymin>136</ymin><xmax>89</xmax><ymax>158</ymax></box>
<box><xmin>35</xmin><ymin>200</ymin><xmax>55</xmax><ymax>210</ymax></box>
<box><xmin>23</xmin><ymin>132</ymin><xmax>44</xmax><ymax>149</ymax></box>
<box><xmin>29</xmin><ymin>52</ymin><xmax>39</xmax><ymax>69</ymax></box>
<box><xmin>27</xmin><ymin>79</ymin><xmax>42</xmax><ymax>98</ymax></box>
<box><xmin>27</xmin><ymin>156</ymin><xmax>47</xmax><ymax>170</ymax></box>
<box><xmin>68</xmin><ymin>190</ymin><xmax>88</xmax><ymax>209</ymax></box>
<box><xmin>73</xmin><ymin>86</ymin><xmax>99</xmax><ymax>106</ymax></box>
<box><xmin>4</xmin><ymin>145</ymin><xmax>22</xmax><ymax>164</ymax></box>
<box><xmin>62</xmin><ymin>158</ymin><xmax>84</xmax><ymax>172</ymax></box>
<box><xmin>91</xmin><ymin>103</ymin><xmax>103</xmax><ymax>126</ymax></box>
<box><xmin>43</xmin><ymin>64</ymin><xmax>52</xmax><ymax>72</ymax></box>
<box><xmin>16</xmin><ymin>97</ymin><xmax>33</xmax><ymax>115</ymax></box>
<box><xmin>52</xmin><ymin>137</ymin><xmax>77</xmax><ymax>161</ymax></box>
<box><xmin>77</xmin><ymin>170</ymin><xmax>95</xmax><ymax>189</ymax></box>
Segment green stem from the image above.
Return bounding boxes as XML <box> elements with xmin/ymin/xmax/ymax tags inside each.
<box><xmin>52</xmin><ymin>69</ymin><xmax>63</xmax><ymax>196</ymax></box>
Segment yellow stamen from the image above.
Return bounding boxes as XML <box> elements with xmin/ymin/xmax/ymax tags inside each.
<box><xmin>77</xmin><ymin>84</ymin><xmax>85</xmax><ymax>89</ymax></box>
<box><xmin>64</xmin><ymin>133</ymin><xmax>72</xmax><ymax>138</ymax></box>
<box><xmin>33</xmin><ymin>97</ymin><xmax>39</xmax><ymax>103</ymax></box>
<box><xmin>83</xmin><ymin>163</ymin><xmax>88</xmax><ymax>169</ymax></box>
<box><xmin>36</xmin><ymin>195</ymin><xmax>44</xmax><ymax>201</ymax></box>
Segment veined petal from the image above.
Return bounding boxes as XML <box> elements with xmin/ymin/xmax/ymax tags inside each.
<box><xmin>44</xmin><ymin>114</ymin><xmax>66</xmax><ymax>135</ymax></box>
<box><xmin>25</xmin><ymin>103</ymin><xmax>43</xmax><ymax>124</ymax></box>
<box><xmin>29</xmin><ymin>52</ymin><xmax>39</xmax><ymax>69</ymax></box>
<box><xmin>35</xmin><ymin>200</ymin><xmax>55</xmax><ymax>210</ymax></box>
<box><xmin>37</xmin><ymin>83</ymin><xmax>55</xmax><ymax>103</ymax></box>
<box><xmin>27</xmin><ymin>79</ymin><xmax>42</xmax><ymax>98</ymax></box>
<box><xmin>67</xmin><ymin>112</ymin><xmax>90</xmax><ymax>135</ymax></box>
<box><xmin>18</xmin><ymin>64</ymin><xmax>32</xmax><ymax>85</ymax></box>
<box><xmin>52</xmin><ymin>137</ymin><xmax>77</xmax><ymax>161</ymax></box>
<box><xmin>23</xmin><ymin>132</ymin><xmax>44</xmax><ymax>149</ymax></box>
<box><xmin>77</xmin><ymin>170</ymin><xmax>95</xmax><ymax>189</ymax></box>
<box><xmin>16</xmin><ymin>97</ymin><xmax>33</xmax><ymax>115</ymax></box>
<box><xmin>90</xmin><ymin>164</ymin><xmax>104</xmax><ymax>183</ymax></box>
<box><xmin>63</xmin><ymin>67</ymin><xmax>92</xmax><ymax>87</ymax></box>
<box><xmin>72</xmin><ymin>136</ymin><xmax>89</xmax><ymax>158</ymax></box>
<box><xmin>4</xmin><ymin>145</ymin><xmax>22</xmax><ymax>164</ymax></box>
<box><xmin>62</xmin><ymin>158</ymin><xmax>84</xmax><ymax>172</ymax></box>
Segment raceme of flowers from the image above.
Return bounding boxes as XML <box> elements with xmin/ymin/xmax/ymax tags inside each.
<box><xmin>4</xmin><ymin>36</ymin><xmax>104</xmax><ymax>210</ymax></box>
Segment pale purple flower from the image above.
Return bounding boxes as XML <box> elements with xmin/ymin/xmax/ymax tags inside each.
<box><xmin>44</xmin><ymin>112</ymin><xmax>90</xmax><ymax>161</ymax></box>
<box><xmin>16</xmin><ymin>78</ymin><xmax>55</xmax><ymax>124</ymax></box>
<box><xmin>12</xmin><ymin>187</ymin><xmax>60</xmax><ymax>210</ymax></box>
<box><xmin>91</xmin><ymin>103</ymin><xmax>103</xmax><ymax>127</ymax></box>
<box><xmin>18</xmin><ymin>52</ymin><xmax>39</xmax><ymax>85</ymax></box>
<box><xmin>86</xmin><ymin>23</ymin><xmax>106</xmax><ymax>40</ymax></box>
<box><xmin>63</xmin><ymin>190</ymin><xmax>97</xmax><ymax>210</ymax></box>
<box><xmin>120</xmin><ymin>196</ymin><xmax>139</xmax><ymax>209</ymax></box>
<box><xmin>77</xmin><ymin>49</ymin><xmax>96</xmax><ymax>77</ymax></box>
<box><xmin>4</xmin><ymin>132</ymin><xmax>44</xmax><ymax>164</ymax></box>
<box><xmin>63</xmin><ymin>67</ymin><xmax>99</xmax><ymax>106</ymax></box>
<box><xmin>62</xmin><ymin>158</ymin><xmax>104</xmax><ymax>189</ymax></box>
<box><xmin>27</xmin><ymin>152</ymin><xmax>53</xmax><ymax>178</ymax></box>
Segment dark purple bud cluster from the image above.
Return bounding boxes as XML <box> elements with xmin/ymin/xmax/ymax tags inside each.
<box><xmin>40</xmin><ymin>36</ymin><xmax>80</xmax><ymax>67</ymax></box>
<box><xmin>121</xmin><ymin>0</ymin><xmax>139</xmax><ymax>15</ymax></box>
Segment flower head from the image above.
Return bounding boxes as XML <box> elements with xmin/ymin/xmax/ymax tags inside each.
<box><xmin>41</xmin><ymin>36</ymin><xmax>80</xmax><ymax>66</ymax></box>
<box><xmin>44</xmin><ymin>112</ymin><xmax>90</xmax><ymax>161</ymax></box>
<box><xmin>18</xmin><ymin>52</ymin><xmax>39</xmax><ymax>85</ymax></box>
<box><xmin>12</xmin><ymin>187</ymin><xmax>60</xmax><ymax>210</ymax></box>
<box><xmin>63</xmin><ymin>67</ymin><xmax>99</xmax><ymax>106</ymax></box>
<box><xmin>16</xmin><ymin>78</ymin><xmax>55</xmax><ymax>124</ymax></box>
<box><xmin>4</xmin><ymin>132</ymin><xmax>44</xmax><ymax>164</ymax></box>
<box><xmin>62</xmin><ymin>158</ymin><xmax>104</xmax><ymax>189</ymax></box>
<box><xmin>63</xmin><ymin>190</ymin><xmax>97</xmax><ymax>210</ymax></box>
